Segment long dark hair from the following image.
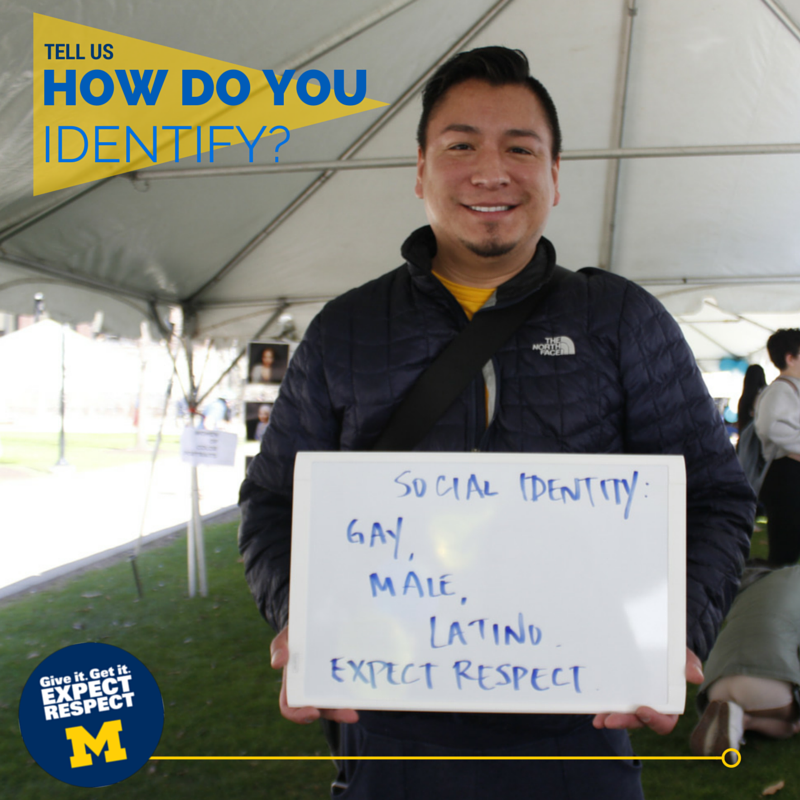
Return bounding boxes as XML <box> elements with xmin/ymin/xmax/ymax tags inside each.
<box><xmin>737</xmin><ymin>364</ymin><xmax>766</xmax><ymax>433</ymax></box>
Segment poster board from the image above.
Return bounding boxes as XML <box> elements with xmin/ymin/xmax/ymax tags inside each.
<box><xmin>288</xmin><ymin>452</ymin><xmax>686</xmax><ymax>714</ymax></box>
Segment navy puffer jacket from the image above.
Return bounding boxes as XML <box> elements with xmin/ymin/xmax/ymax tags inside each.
<box><xmin>240</xmin><ymin>226</ymin><xmax>754</xmax><ymax>662</ymax></box>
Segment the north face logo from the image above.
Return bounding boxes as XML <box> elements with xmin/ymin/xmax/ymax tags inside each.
<box><xmin>532</xmin><ymin>336</ymin><xmax>575</xmax><ymax>356</ymax></box>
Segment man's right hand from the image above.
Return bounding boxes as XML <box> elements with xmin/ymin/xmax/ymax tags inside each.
<box><xmin>270</xmin><ymin>626</ymin><xmax>359</xmax><ymax>725</ymax></box>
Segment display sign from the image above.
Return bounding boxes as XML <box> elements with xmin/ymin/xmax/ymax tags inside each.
<box><xmin>287</xmin><ymin>452</ymin><xmax>686</xmax><ymax>714</ymax></box>
<box><xmin>180</xmin><ymin>428</ymin><xmax>237</xmax><ymax>466</ymax></box>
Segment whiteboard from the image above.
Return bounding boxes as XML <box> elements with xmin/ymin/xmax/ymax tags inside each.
<box><xmin>288</xmin><ymin>452</ymin><xmax>686</xmax><ymax>714</ymax></box>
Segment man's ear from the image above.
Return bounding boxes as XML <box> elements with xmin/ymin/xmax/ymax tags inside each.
<box><xmin>552</xmin><ymin>155</ymin><xmax>561</xmax><ymax>207</ymax></box>
<box><xmin>414</xmin><ymin>146</ymin><xmax>425</xmax><ymax>199</ymax></box>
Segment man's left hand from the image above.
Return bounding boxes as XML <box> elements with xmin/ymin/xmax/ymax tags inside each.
<box><xmin>592</xmin><ymin>648</ymin><xmax>703</xmax><ymax>735</ymax></box>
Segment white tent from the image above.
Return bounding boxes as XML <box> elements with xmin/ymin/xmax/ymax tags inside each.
<box><xmin>1</xmin><ymin>0</ymin><xmax>800</xmax><ymax>366</ymax></box>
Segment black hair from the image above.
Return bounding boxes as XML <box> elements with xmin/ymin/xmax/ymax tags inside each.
<box><xmin>766</xmin><ymin>328</ymin><xmax>800</xmax><ymax>370</ymax></box>
<box><xmin>416</xmin><ymin>46</ymin><xmax>562</xmax><ymax>160</ymax></box>
<box><xmin>737</xmin><ymin>364</ymin><xmax>766</xmax><ymax>433</ymax></box>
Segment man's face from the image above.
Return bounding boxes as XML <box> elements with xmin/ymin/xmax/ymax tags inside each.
<box><xmin>415</xmin><ymin>79</ymin><xmax>560</xmax><ymax>270</ymax></box>
<box><xmin>261</xmin><ymin>348</ymin><xmax>275</xmax><ymax>366</ymax></box>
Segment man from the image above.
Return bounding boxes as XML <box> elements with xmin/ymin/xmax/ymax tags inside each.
<box><xmin>239</xmin><ymin>47</ymin><xmax>754</xmax><ymax>798</ymax></box>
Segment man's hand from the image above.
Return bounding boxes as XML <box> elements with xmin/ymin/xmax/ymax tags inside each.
<box><xmin>592</xmin><ymin>648</ymin><xmax>703</xmax><ymax>735</ymax></box>
<box><xmin>270</xmin><ymin>626</ymin><xmax>359</xmax><ymax>725</ymax></box>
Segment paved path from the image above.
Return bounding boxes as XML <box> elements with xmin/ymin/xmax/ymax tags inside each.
<box><xmin>0</xmin><ymin>453</ymin><xmax>247</xmax><ymax>599</ymax></box>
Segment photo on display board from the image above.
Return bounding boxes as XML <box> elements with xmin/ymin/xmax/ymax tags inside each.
<box><xmin>247</xmin><ymin>342</ymin><xmax>289</xmax><ymax>385</ymax></box>
<box><xmin>245</xmin><ymin>402</ymin><xmax>274</xmax><ymax>442</ymax></box>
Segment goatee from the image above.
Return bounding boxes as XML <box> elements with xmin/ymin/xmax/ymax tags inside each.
<box><xmin>463</xmin><ymin>239</ymin><xmax>516</xmax><ymax>258</ymax></box>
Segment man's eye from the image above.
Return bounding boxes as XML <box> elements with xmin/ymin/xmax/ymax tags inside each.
<box><xmin>448</xmin><ymin>143</ymin><xmax>472</xmax><ymax>150</ymax></box>
<box><xmin>509</xmin><ymin>146</ymin><xmax>532</xmax><ymax>155</ymax></box>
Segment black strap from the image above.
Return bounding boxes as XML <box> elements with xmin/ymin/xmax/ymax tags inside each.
<box><xmin>373</xmin><ymin>266</ymin><xmax>569</xmax><ymax>451</ymax></box>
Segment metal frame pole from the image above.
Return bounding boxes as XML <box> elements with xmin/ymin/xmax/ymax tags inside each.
<box><xmin>598</xmin><ymin>0</ymin><xmax>639</xmax><ymax>272</ymax></box>
<box><xmin>55</xmin><ymin>323</ymin><xmax>69</xmax><ymax>467</ymax></box>
<box><xmin>191</xmin><ymin>464</ymin><xmax>208</xmax><ymax>597</ymax></box>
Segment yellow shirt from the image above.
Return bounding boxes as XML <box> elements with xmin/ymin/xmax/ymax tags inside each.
<box><xmin>433</xmin><ymin>271</ymin><xmax>494</xmax><ymax>320</ymax></box>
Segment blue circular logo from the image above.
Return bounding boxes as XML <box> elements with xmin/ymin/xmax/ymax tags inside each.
<box><xmin>19</xmin><ymin>643</ymin><xmax>163</xmax><ymax>788</ymax></box>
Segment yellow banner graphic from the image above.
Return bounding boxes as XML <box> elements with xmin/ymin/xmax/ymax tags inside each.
<box><xmin>33</xmin><ymin>13</ymin><xmax>388</xmax><ymax>195</ymax></box>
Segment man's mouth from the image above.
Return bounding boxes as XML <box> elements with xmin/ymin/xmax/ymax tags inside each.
<box><xmin>467</xmin><ymin>204</ymin><xmax>514</xmax><ymax>213</ymax></box>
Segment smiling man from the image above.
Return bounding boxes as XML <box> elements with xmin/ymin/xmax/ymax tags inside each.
<box><xmin>415</xmin><ymin>77</ymin><xmax>560</xmax><ymax>283</ymax></box>
<box><xmin>239</xmin><ymin>47</ymin><xmax>754</xmax><ymax>799</ymax></box>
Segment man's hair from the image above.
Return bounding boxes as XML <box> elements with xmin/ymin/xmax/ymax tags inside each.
<box><xmin>416</xmin><ymin>46</ymin><xmax>562</xmax><ymax>160</ymax></box>
<box><xmin>766</xmin><ymin>328</ymin><xmax>800</xmax><ymax>370</ymax></box>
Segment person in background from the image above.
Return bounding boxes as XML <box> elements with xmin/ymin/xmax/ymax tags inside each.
<box><xmin>200</xmin><ymin>397</ymin><xmax>231</xmax><ymax>430</ymax></box>
<box><xmin>691</xmin><ymin>562</ymin><xmax>800</xmax><ymax>757</ymax></box>
<box><xmin>755</xmin><ymin>329</ymin><xmax>800</xmax><ymax>565</ymax></box>
<box><xmin>737</xmin><ymin>364</ymin><xmax>766</xmax><ymax>437</ymax></box>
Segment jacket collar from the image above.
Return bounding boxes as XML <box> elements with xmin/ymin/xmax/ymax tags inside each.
<box><xmin>401</xmin><ymin>225</ymin><xmax>557</xmax><ymax>306</ymax></box>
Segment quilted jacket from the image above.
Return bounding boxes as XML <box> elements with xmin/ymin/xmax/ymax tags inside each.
<box><xmin>239</xmin><ymin>225</ymin><xmax>754</xmax><ymax>664</ymax></box>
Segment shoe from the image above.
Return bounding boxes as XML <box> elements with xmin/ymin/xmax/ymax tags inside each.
<box><xmin>690</xmin><ymin>700</ymin><xmax>745</xmax><ymax>756</ymax></box>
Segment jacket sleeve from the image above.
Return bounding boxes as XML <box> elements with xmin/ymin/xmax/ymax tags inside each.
<box><xmin>616</xmin><ymin>282</ymin><xmax>755</xmax><ymax>661</ymax></box>
<box><xmin>238</xmin><ymin>315</ymin><xmax>340</xmax><ymax>632</ymax></box>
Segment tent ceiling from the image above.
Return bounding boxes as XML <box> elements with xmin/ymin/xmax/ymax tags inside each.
<box><xmin>1</xmin><ymin>0</ymin><xmax>799</xmax><ymax>365</ymax></box>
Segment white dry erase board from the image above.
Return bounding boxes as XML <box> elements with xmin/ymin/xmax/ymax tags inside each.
<box><xmin>288</xmin><ymin>452</ymin><xmax>686</xmax><ymax>714</ymax></box>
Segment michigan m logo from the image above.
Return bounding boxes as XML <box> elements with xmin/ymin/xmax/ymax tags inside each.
<box><xmin>65</xmin><ymin>720</ymin><xmax>127</xmax><ymax>768</ymax></box>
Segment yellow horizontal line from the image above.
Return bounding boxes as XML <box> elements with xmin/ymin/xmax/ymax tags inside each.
<box><xmin>150</xmin><ymin>755</ymin><xmax>725</xmax><ymax>762</ymax></box>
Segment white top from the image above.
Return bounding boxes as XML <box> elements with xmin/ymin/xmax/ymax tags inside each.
<box><xmin>754</xmin><ymin>376</ymin><xmax>800</xmax><ymax>461</ymax></box>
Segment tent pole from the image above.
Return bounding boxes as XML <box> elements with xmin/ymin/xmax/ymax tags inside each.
<box><xmin>0</xmin><ymin>178</ymin><xmax>114</xmax><ymax>246</ymax></box>
<box><xmin>0</xmin><ymin>252</ymin><xmax>154</xmax><ymax>304</ymax></box>
<box><xmin>598</xmin><ymin>0</ymin><xmax>638</xmax><ymax>272</ymax></box>
<box><xmin>129</xmin><ymin>143</ymin><xmax>800</xmax><ymax>182</ymax></box>
<box><xmin>192</xmin><ymin>464</ymin><xmax>208</xmax><ymax>597</ymax></box>
<box><xmin>187</xmin><ymin>491</ymin><xmax>197</xmax><ymax>598</ymax></box>
<box><xmin>760</xmin><ymin>0</ymin><xmax>800</xmax><ymax>44</ymax></box>
<box><xmin>130</xmin><ymin>367</ymin><xmax>176</xmax><ymax>599</ymax></box>
<box><xmin>184</xmin><ymin>335</ymin><xmax>208</xmax><ymax>598</ymax></box>
<box><xmin>186</xmin><ymin>338</ymin><xmax>198</xmax><ymax>598</ymax></box>
<box><xmin>279</xmin><ymin>0</ymin><xmax>417</xmax><ymax>73</ymax></box>
<box><xmin>55</xmin><ymin>323</ymin><xmax>69</xmax><ymax>468</ymax></box>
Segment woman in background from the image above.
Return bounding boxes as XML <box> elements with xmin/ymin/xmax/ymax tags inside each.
<box><xmin>737</xmin><ymin>364</ymin><xmax>766</xmax><ymax>436</ymax></box>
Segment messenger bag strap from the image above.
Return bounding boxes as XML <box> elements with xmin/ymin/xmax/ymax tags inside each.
<box><xmin>774</xmin><ymin>376</ymin><xmax>800</xmax><ymax>396</ymax></box>
<box><xmin>373</xmin><ymin>265</ymin><xmax>570</xmax><ymax>451</ymax></box>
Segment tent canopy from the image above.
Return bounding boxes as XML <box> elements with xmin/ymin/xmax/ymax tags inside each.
<box><xmin>2</xmin><ymin>0</ymin><xmax>800</xmax><ymax>365</ymax></box>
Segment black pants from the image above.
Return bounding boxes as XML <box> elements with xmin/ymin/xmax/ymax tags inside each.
<box><xmin>329</xmin><ymin>713</ymin><xmax>643</xmax><ymax>800</ymax></box>
<box><xmin>761</xmin><ymin>456</ymin><xmax>800</xmax><ymax>565</ymax></box>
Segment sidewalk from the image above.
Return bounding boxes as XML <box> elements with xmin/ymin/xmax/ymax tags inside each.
<box><xmin>0</xmin><ymin>452</ymin><xmax>247</xmax><ymax>599</ymax></box>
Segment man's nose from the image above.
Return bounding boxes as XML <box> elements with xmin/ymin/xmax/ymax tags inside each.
<box><xmin>470</xmin><ymin>149</ymin><xmax>511</xmax><ymax>188</ymax></box>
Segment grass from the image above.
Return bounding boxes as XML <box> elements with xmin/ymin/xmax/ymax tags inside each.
<box><xmin>1</xmin><ymin>519</ymin><xmax>795</xmax><ymax>799</ymax></box>
<box><xmin>0</xmin><ymin>521</ymin><xmax>334</xmax><ymax>800</ymax></box>
<box><xmin>0</xmin><ymin>433</ymin><xmax>180</xmax><ymax>474</ymax></box>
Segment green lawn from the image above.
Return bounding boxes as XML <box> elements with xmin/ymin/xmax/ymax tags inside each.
<box><xmin>0</xmin><ymin>520</ymin><xmax>794</xmax><ymax>799</ymax></box>
<box><xmin>0</xmin><ymin>433</ymin><xmax>180</xmax><ymax>475</ymax></box>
